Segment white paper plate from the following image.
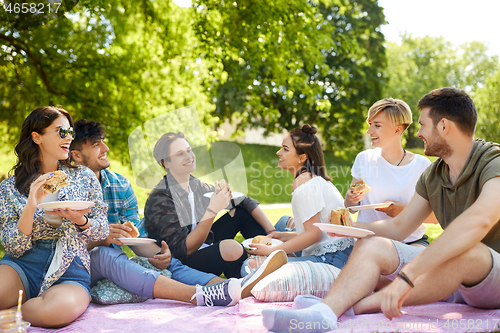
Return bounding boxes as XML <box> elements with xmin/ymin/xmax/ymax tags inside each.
<box><xmin>38</xmin><ymin>201</ymin><xmax>95</xmax><ymax>211</ymax></box>
<box><xmin>241</xmin><ymin>238</ymin><xmax>283</xmax><ymax>250</ymax></box>
<box><xmin>313</xmin><ymin>223</ymin><xmax>375</xmax><ymax>238</ymax></box>
<box><xmin>203</xmin><ymin>192</ymin><xmax>244</xmax><ymax>199</ymax></box>
<box><xmin>116</xmin><ymin>238</ymin><xmax>157</xmax><ymax>246</ymax></box>
<box><xmin>346</xmin><ymin>202</ymin><xmax>393</xmax><ymax>212</ymax></box>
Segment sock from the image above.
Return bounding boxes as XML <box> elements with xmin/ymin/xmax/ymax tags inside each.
<box><xmin>344</xmin><ymin>306</ymin><xmax>355</xmax><ymax>316</ymax></box>
<box><xmin>293</xmin><ymin>295</ymin><xmax>354</xmax><ymax>316</ymax></box>
<box><xmin>292</xmin><ymin>295</ymin><xmax>322</xmax><ymax>310</ymax></box>
<box><xmin>195</xmin><ymin>285</ymin><xmax>204</xmax><ymax>306</ymax></box>
<box><xmin>308</xmin><ymin>303</ymin><xmax>338</xmax><ymax>322</ymax></box>
<box><xmin>262</xmin><ymin>307</ymin><xmax>338</xmax><ymax>332</ymax></box>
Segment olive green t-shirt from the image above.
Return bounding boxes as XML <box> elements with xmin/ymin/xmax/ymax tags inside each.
<box><xmin>415</xmin><ymin>140</ymin><xmax>500</xmax><ymax>253</ymax></box>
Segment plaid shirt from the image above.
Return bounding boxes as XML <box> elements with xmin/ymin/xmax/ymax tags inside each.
<box><xmin>100</xmin><ymin>168</ymin><xmax>140</xmax><ymax>227</ymax></box>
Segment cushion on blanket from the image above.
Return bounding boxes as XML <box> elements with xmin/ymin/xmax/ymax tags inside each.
<box><xmin>251</xmin><ymin>261</ymin><xmax>340</xmax><ymax>302</ymax></box>
<box><xmin>90</xmin><ymin>256</ymin><xmax>172</xmax><ymax>305</ymax></box>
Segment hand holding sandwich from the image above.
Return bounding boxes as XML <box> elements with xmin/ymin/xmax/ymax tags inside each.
<box><xmin>28</xmin><ymin>173</ymin><xmax>52</xmax><ymax>205</ymax></box>
<box><xmin>246</xmin><ymin>243</ymin><xmax>276</xmax><ymax>256</ymax></box>
<box><xmin>27</xmin><ymin>172</ymin><xmax>60</xmax><ymax>208</ymax></box>
<box><xmin>344</xmin><ymin>178</ymin><xmax>371</xmax><ymax>211</ymax></box>
<box><xmin>207</xmin><ymin>181</ymin><xmax>232</xmax><ymax>215</ymax></box>
<box><xmin>98</xmin><ymin>223</ymin><xmax>137</xmax><ymax>246</ymax></box>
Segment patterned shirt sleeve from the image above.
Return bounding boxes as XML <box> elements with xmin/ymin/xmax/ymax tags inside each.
<box><xmin>0</xmin><ymin>178</ymin><xmax>33</xmax><ymax>257</ymax></box>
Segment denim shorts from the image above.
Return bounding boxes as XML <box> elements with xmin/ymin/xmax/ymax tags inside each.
<box><xmin>0</xmin><ymin>239</ymin><xmax>91</xmax><ymax>300</ymax></box>
<box><xmin>240</xmin><ymin>246</ymin><xmax>353</xmax><ymax>277</ymax></box>
<box><xmin>287</xmin><ymin>246</ymin><xmax>354</xmax><ymax>269</ymax></box>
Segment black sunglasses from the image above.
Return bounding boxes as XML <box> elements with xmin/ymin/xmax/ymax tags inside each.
<box><xmin>42</xmin><ymin>126</ymin><xmax>74</xmax><ymax>139</ymax></box>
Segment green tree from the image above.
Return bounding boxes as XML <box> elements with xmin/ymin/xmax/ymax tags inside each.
<box><xmin>0</xmin><ymin>0</ymin><xmax>216</xmax><ymax>163</ymax></box>
<box><xmin>475</xmin><ymin>69</ymin><xmax>500</xmax><ymax>142</ymax></box>
<box><xmin>384</xmin><ymin>35</ymin><xmax>498</xmax><ymax>147</ymax></box>
<box><xmin>193</xmin><ymin>0</ymin><xmax>386</xmax><ymax>150</ymax></box>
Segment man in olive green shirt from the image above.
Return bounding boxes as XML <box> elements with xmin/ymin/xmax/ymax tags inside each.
<box><xmin>262</xmin><ymin>87</ymin><xmax>500</xmax><ymax>333</ymax></box>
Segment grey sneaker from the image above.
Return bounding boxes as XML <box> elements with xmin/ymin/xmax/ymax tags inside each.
<box><xmin>192</xmin><ymin>278</ymin><xmax>241</xmax><ymax>306</ymax></box>
<box><xmin>241</xmin><ymin>249</ymin><xmax>287</xmax><ymax>299</ymax></box>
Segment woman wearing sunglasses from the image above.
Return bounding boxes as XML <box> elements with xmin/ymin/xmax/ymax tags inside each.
<box><xmin>0</xmin><ymin>106</ymin><xmax>109</xmax><ymax>328</ymax></box>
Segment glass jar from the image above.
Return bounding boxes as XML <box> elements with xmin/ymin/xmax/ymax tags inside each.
<box><xmin>0</xmin><ymin>309</ymin><xmax>30</xmax><ymax>333</ymax></box>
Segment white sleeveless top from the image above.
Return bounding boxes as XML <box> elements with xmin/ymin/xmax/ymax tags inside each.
<box><xmin>291</xmin><ymin>176</ymin><xmax>355</xmax><ymax>257</ymax></box>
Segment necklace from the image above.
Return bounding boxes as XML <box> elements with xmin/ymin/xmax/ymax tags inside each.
<box><xmin>396</xmin><ymin>149</ymin><xmax>406</xmax><ymax>166</ymax></box>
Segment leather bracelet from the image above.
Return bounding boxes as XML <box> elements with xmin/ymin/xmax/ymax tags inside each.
<box><xmin>397</xmin><ymin>271</ymin><xmax>415</xmax><ymax>288</ymax></box>
<box><xmin>74</xmin><ymin>215</ymin><xmax>89</xmax><ymax>232</ymax></box>
<box><xmin>266</xmin><ymin>229</ymin><xmax>276</xmax><ymax>234</ymax></box>
<box><xmin>206</xmin><ymin>207</ymin><xmax>217</xmax><ymax>215</ymax></box>
<box><xmin>74</xmin><ymin>215</ymin><xmax>89</xmax><ymax>227</ymax></box>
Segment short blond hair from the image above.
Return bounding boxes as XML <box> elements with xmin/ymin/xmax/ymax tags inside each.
<box><xmin>367</xmin><ymin>98</ymin><xmax>413</xmax><ymax>130</ymax></box>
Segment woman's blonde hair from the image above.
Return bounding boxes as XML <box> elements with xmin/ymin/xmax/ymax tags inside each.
<box><xmin>367</xmin><ymin>98</ymin><xmax>412</xmax><ymax>130</ymax></box>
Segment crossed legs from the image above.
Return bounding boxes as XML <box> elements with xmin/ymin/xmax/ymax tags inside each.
<box><xmin>353</xmin><ymin>240</ymin><xmax>493</xmax><ymax>315</ymax></box>
<box><xmin>262</xmin><ymin>236</ymin><xmax>494</xmax><ymax>332</ymax></box>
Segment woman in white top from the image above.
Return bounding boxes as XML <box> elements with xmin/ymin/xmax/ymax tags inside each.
<box><xmin>344</xmin><ymin>98</ymin><xmax>432</xmax><ymax>246</ymax></box>
<box><xmin>244</xmin><ymin>125</ymin><xmax>354</xmax><ymax>273</ymax></box>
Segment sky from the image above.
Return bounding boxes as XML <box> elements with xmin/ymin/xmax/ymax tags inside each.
<box><xmin>378</xmin><ymin>0</ymin><xmax>500</xmax><ymax>57</ymax></box>
<box><xmin>173</xmin><ymin>0</ymin><xmax>500</xmax><ymax>57</ymax></box>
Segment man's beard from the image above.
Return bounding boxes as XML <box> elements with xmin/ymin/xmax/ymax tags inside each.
<box><xmin>424</xmin><ymin>130</ymin><xmax>453</xmax><ymax>159</ymax></box>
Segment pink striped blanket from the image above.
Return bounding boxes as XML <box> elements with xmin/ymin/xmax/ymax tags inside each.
<box><xmin>29</xmin><ymin>298</ymin><xmax>500</xmax><ymax>333</ymax></box>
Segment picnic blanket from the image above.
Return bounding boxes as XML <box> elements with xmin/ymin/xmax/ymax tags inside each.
<box><xmin>29</xmin><ymin>298</ymin><xmax>500</xmax><ymax>332</ymax></box>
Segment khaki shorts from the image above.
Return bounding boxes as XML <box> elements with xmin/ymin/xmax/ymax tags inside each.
<box><xmin>384</xmin><ymin>240</ymin><xmax>500</xmax><ymax>309</ymax></box>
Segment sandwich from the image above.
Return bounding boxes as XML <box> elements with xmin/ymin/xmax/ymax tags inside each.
<box><xmin>351</xmin><ymin>178</ymin><xmax>371</xmax><ymax>194</ymax></box>
<box><xmin>43</xmin><ymin>170</ymin><xmax>70</xmax><ymax>194</ymax></box>
<box><xmin>214</xmin><ymin>179</ymin><xmax>228</xmax><ymax>192</ymax></box>
<box><xmin>251</xmin><ymin>235</ymin><xmax>273</xmax><ymax>245</ymax></box>
<box><xmin>123</xmin><ymin>221</ymin><xmax>139</xmax><ymax>238</ymax></box>
<box><xmin>330</xmin><ymin>208</ymin><xmax>353</xmax><ymax>227</ymax></box>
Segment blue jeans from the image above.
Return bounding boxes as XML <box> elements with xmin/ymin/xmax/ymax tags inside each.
<box><xmin>0</xmin><ymin>239</ymin><xmax>91</xmax><ymax>300</ymax></box>
<box><xmin>90</xmin><ymin>246</ymin><xmax>216</xmax><ymax>298</ymax></box>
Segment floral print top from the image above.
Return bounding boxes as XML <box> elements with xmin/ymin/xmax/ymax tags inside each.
<box><xmin>0</xmin><ymin>165</ymin><xmax>109</xmax><ymax>296</ymax></box>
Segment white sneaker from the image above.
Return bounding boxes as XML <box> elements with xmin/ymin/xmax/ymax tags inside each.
<box><xmin>241</xmin><ymin>250</ymin><xmax>287</xmax><ymax>299</ymax></box>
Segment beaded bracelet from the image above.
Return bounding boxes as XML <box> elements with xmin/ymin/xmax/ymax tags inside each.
<box><xmin>397</xmin><ymin>271</ymin><xmax>415</xmax><ymax>288</ymax></box>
